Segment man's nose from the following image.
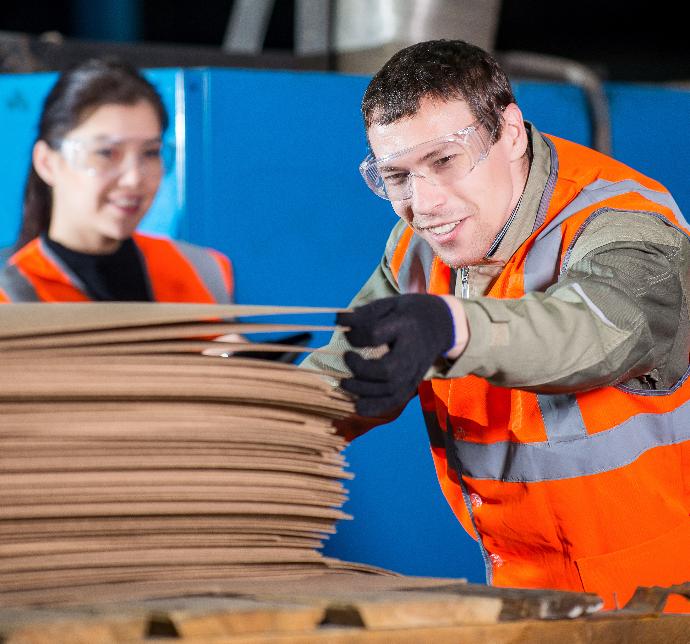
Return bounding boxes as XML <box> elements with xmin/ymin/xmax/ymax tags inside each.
<box><xmin>409</xmin><ymin>173</ymin><xmax>445</xmax><ymax>212</ymax></box>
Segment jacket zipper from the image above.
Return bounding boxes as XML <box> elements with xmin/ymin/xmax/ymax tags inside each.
<box><xmin>459</xmin><ymin>266</ymin><xmax>470</xmax><ymax>298</ymax></box>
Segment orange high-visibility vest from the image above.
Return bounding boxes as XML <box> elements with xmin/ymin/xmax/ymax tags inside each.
<box><xmin>389</xmin><ymin>134</ymin><xmax>690</xmax><ymax>611</ymax></box>
<box><xmin>0</xmin><ymin>232</ymin><xmax>233</xmax><ymax>303</ymax></box>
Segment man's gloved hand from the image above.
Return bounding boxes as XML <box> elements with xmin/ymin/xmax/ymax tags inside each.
<box><xmin>336</xmin><ymin>294</ymin><xmax>455</xmax><ymax>418</ymax></box>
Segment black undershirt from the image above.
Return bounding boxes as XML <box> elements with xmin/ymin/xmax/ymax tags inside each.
<box><xmin>43</xmin><ymin>235</ymin><xmax>151</xmax><ymax>301</ymax></box>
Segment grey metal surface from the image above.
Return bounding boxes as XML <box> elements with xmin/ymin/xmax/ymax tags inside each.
<box><xmin>333</xmin><ymin>0</ymin><xmax>502</xmax><ymax>73</ymax></box>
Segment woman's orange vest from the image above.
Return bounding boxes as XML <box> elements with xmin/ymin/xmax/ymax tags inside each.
<box><xmin>0</xmin><ymin>232</ymin><xmax>233</xmax><ymax>303</ymax></box>
<box><xmin>388</xmin><ymin>134</ymin><xmax>690</xmax><ymax>611</ymax></box>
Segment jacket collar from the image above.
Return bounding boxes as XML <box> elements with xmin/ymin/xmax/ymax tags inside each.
<box><xmin>487</xmin><ymin>122</ymin><xmax>553</xmax><ymax>266</ymax></box>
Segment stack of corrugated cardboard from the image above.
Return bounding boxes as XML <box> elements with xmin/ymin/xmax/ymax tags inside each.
<box><xmin>0</xmin><ymin>303</ymin><xmax>379</xmax><ymax>606</ymax></box>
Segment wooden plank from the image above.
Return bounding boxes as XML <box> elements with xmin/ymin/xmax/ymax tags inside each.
<box><xmin>0</xmin><ymin>611</ymin><xmax>147</xmax><ymax>644</ymax></box>
<box><xmin>406</xmin><ymin>581</ymin><xmax>604</xmax><ymax>620</ymax></box>
<box><xmin>247</xmin><ymin>577</ymin><xmax>601</xmax><ymax>623</ymax></box>
<box><xmin>164</xmin><ymin>614</ymin><xmax>690</xmax><ymax>644</ymax></box>
<box><xmin>623</xmin><ymin>581</ymin><xmax>690</xmax><ymax>615</ymax></box>
<box><xmin>0</xmin><ymin>597</ymin><xmax>324</xmax><ymax>640</ymax></box>
<box><xmin>321</xmin><ymin>590</ymin><xmax>502</xmax><ymax>627</ymax></box>
<box><xmin>161</xmin><ymin>598</ymin><xmax>324</xmax><ymax>637</ymax></box>
<box><xmin>266</xmin><ymin>584</ymin><xmax>600</xmax><ymax>629</ymax></box>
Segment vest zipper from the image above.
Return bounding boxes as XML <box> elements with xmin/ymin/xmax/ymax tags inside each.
<box><xmin>455</xmin><ymin>264</ymin><xmax>497</xmax><ymax>582</ymax></box>
<box><xmin>444</xmin><ymin>427</ymin><xmax>494</xmax><ymax>585</ymax></box>
<box><xmin>459</xmin><ymin>266</ymin><xmax>470</xmax><ymax>298</ymax></box>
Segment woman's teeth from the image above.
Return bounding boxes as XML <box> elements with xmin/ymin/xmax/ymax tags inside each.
<box><xmin>112</xmin><ymin>199</ymin><xmax>139</xmax><ymax>208</ymax></box>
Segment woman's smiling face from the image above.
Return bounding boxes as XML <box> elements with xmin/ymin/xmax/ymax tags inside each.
<box><xmin>35</xmin><ymin>100</ymin><xmax>164</xmax><ymax>254</ymax></box>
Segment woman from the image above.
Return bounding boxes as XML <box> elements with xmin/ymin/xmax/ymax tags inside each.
<box><xmin>0</xmin><ymin>58</ymin><xmax>233</xmax><ymax>303</ymax></box>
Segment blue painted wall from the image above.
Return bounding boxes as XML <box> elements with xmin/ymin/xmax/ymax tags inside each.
<box><xmin>1</xmin><ymin>68</ymin><xmax>688</xmax><ymax>583</ymax></box>
<box><xmin>606</xmin><ymin>83</ymin><xmax>690</xmax><ymax>217</ymax></box>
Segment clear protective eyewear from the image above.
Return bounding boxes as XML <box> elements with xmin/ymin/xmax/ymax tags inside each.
<box><xmin>359</xmin><ymin>120</ymin><xmax>494</xmax><ymax>201</ymax></box>
<box><xmin>58</xmin><ymin>136</ymin><xmax>175</xmax><ymax>179</ymax></box>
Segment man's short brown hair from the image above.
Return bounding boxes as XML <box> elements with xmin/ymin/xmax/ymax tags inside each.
<box><xmin>362</xmin><ymin>40</ymin><xmax>516</xmax><ymax>141</ymax></box>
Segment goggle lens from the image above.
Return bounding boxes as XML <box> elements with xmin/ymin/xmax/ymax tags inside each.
<box><xmin>60</xmin><ymin>138</ymin><xmax>175</xmax><ymax>178</ymax></box>
<box><xmin>359</xmin><ymin>123</ymin><xmax>492</xmax><ymax>201</ymax></box>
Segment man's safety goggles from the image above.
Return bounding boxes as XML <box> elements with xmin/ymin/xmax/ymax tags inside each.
<box><xmin>359</xmin><ymin>121</ymin><xmax>494</xmax><ymax>201</ymax></box>
<box><xmin>58</xmin><ymin>136</ymin><xmax>175</xmax><ymax>179</ymax></box>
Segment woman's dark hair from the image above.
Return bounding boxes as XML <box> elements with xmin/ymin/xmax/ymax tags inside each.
<box><xmin>362</xmin><ymin>39</ymin><xmax>516</xmax><ymax>140</ymax></box>
<box><xmin>17</xmin><ymin>58</ymin><xmax>169</xmax><ymax>249</ymax></box>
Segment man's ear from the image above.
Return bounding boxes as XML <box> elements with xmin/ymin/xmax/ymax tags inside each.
<box><xmin>501</xmin><ymin>103</ymin><xmax>528</xmax><ymax>162</ymax></box>
<box><xmin>32</xmin><ymin>140</ymin><xmax>58</xmax><ymax>187</ymax></box>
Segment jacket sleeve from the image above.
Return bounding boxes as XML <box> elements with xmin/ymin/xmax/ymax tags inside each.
<box><xmin>299</xmin><ymin>252</ymin><xmax>400</xmax><ymax>377</ymax></box>
<box><xmin>440</xmin><ymin>210</ymin><xmax>690</xmax><ymax>391</ymax></box>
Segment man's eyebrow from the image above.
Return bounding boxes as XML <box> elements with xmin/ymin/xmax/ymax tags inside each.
<box><xmin>378</xmin><ymin>163</ymin><xmax>407</xmax><ymax>173</ymax></box>
<box><xmin>379</xmin><ymin>147</ymin><xmax>449</xmax><ymax>172</ymax></box>
<box><xmin>419</xmin><ymin>146</ymin><xmax>453</xmax><ymax>164</ymax></box>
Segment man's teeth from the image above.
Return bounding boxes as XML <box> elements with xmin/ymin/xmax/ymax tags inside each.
<box><xmin>426</xmin><ymin>221</ymin><xmax>458</xmax><ymax>235</ymax></box>
<box><xmin>112</xmin><ymin>199</ymin><xmax>139</xmax><ymax>208</ymax></box>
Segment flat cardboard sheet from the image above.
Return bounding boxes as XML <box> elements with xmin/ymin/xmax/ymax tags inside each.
<box><xmin>0</xmin><ymin>302</ymin><xmax>343</xmax><ymax>338</ymax></box>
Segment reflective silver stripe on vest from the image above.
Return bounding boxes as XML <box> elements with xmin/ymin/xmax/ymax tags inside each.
<box><xmin>587</xmin><ymin>178</ymin><xmax>687</xmax><ymax>227</ymax></box>
<box><xmin>536</xmin><ymin>393</ymin><xmax>587</xmax><ymax>442</ymax></box>
<box><xmin>446</xmin><ymin>397</ymin><xmax>690</xmax><ymax>482</ymax></box>
<box><xmin>0</xmin><ymin>238</ymin><xmax>92</xmax><ymax>301</ymax></box>
<box><xmin>0</xmin><ymin>263</ymin><xmax>40</xmax><ymax>301</ymax></box>
<box><xmin>523</xmin><ymin>178</ymin><xmax>686</xmax><ymax>293</ymax></box>
<box><xmin>39</xmin><ymin>239</ymin><xmax>90</xmax><ymax>294</ymax></box>
<box><xmin>173</xmin><ymin>241</ymin><xmax>230</xmax><ymax>303</ymax></box>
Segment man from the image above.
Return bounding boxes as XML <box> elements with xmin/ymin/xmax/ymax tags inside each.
<box><xmin>302</xmin><ymin>40</ymin><xmax>690</xmax><ymax>611</ymax></box>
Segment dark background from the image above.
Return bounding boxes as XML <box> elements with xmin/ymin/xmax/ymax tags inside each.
<box><xmin>1</xmin><ymin>0</ymin><xmax>688</xmax><ymax>81</ymax></box>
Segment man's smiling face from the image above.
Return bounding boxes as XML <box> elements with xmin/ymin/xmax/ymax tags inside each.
<box><xmin>367</xmin><ymin>96</ymin><xmax>526</xmax><ymax>268</ymax></box>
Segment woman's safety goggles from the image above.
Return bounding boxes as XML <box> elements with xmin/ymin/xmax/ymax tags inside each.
<box><xmin>359</xmin><ymin>121</ymin><xmax>494</xmax><ymax>201</ymax></box>
<box><xmin>58</xmin><ymin>137</ymin><xmax>175</xmax><ymax>179</ymax></box>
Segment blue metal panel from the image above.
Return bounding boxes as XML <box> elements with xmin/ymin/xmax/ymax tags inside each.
<box><xmin>139</xmin><ymin>68</ymin><xmax>187</xmax><ymax>238</ymax></box>
<box><xmin>607</xmin><ymin>83</ymin><xmax>690</xmax><ymax>216</ymax></box>
<box><xmin>514</xmin><ymin>81</ymin><xmax>592</xmax><ymax>146</ymax></box>
<box><xmin>185</xmin><ymin>69</ymin><xmax>388</xmax><ymax>310</ymax></box>
<box><xmin>0</xmin><ymin>71</ymin><xmax>54</xmax><ymax>249</ymax></box>
<box><xmin>173</xmin><ymin>70</ymin><xmax>209</xmax><ymax>243</ymax></box>
<box><xmin>0</xmin><ymin>68</ymin><xmax>183</xmax><ymax>252</ymax></box>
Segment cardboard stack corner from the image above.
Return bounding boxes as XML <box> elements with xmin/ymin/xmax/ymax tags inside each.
<box><xmin>0</xmin><ymin>302</ymin><xmax>381</xmax><ymax>607</ymax></box>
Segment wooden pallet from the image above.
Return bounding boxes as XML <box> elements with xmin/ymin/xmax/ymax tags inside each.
<box><xmin>1</xmin><ymin>575</ymin><xmax>688</xmax><ymax>643</ymax></box>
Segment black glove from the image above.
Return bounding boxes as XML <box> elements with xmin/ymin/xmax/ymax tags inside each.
<box><xmin>336</xmin><ymin>294</ymin><xmax>455</xmax><ymax>418</ymax></box>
